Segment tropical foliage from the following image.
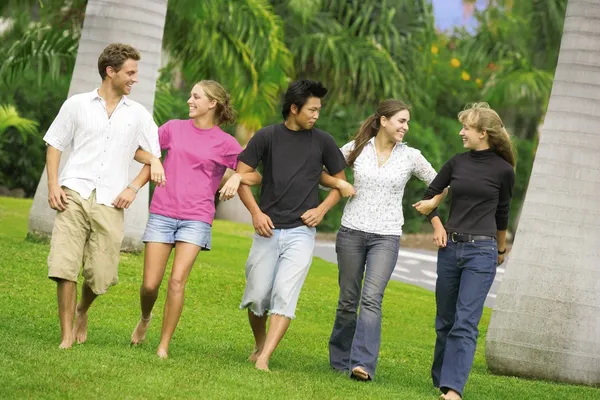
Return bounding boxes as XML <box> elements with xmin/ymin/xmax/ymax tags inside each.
<box><xmin>0</xmin><ymin>0</ymin><xmax>568</xmax><ymax>232</ymax></box>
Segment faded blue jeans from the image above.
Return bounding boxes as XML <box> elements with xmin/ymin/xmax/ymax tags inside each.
<box><xmin>329</xmin><ymin>226</ymin><xmax>400</xmax><ymax>378</ymax></box>
<box><xmin>432</xmin><ymin>239</ymin><xmax>497</xmax><ymax>398</ymax></box>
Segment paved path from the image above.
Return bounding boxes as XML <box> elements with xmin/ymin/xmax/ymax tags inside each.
<box><xmin>314</xmin><ymin>241</ymin><xmax>502</xmax><ymax>308</ymax></box>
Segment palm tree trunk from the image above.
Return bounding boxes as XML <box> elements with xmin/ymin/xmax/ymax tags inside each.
<box><xmin>486</xmin><ymin>0</ymin><xmax>600</xmax><ymax>386</ymax></box>
<box><xmin>27</xmin><ymin>0</ymin><xmax>168</xmax><ymax>251</ymax></box>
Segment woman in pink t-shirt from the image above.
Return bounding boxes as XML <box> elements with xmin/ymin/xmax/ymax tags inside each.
<box><xmin>130</xmin><ymin>80</ymin><xmax>260</xmax><ymax>358</ymax></box>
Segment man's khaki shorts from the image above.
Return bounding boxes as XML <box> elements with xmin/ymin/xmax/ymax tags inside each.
<box><xmin>48</xmin><ymin>187</ymin><xmax>124</xmax><ymax>295</ymax></box>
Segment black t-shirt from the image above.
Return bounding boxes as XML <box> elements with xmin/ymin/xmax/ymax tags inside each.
<box><xmin>424</xmin><ymin>149</ymin><xmax>515</xmax><ymax>237</ymax></box>
<box><xmin>238</xmin><ymin>123</ymin><xmax>347</xmax><ymax>228</ymax></box>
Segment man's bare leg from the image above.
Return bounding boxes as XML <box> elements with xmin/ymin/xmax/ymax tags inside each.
<box><xmin>73</xmin><ymin>281</ymin><xmax>97</xmax><ymax>344</ymax></box>
<box><xmin>156</xmin><ymin>242</ymin><xmax>200</xmax><ymax>359</ymax></box>
<box><xmin>248</xmin><ymin>311</ymin><xmax>268</xmax><ymax>362</ymax></box>
<box><xmin>255</xmin><ymin>314</ymin><xmax>291</xmax><ymax>371</ymax></box>
<box><xmin>57</xmin><ymin>279</ymin><xmax>77</xmax><ymax>349</ymax></box>
<box><xmin>131</xmin><ymin>243</ymin><xmax>173</xmax><ymax>345</ymax></box>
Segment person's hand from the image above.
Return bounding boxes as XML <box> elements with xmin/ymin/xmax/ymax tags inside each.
<box><xmin>252</xmin><ymin>211</ymin><xmax>275</xmax><ymax>237</ymax></box>
<box><xmin>412</xmin><ymin>199</ymin><xmax>436</xmax><ymax>216</ymax></box>
<box><xmin>48</xmin><ymin>184</ymin><xmax>68</xmax><ymax>211</ymax></box>
<box><xmin>497</xmin><ymin>252</ymin><xmax>506</xmax><ymax>265</ymax></box>
<box><xmin>150</xmin><ymin>157</ymin><xmax>166</xmax><ymax>187</ymax></box>
<box><xmin>301</xmin><ymin>207</ymin><xmax>325</xmax><ymax>227</ymax></box>
<box><xmin>336</xmin><ymin>180</ymin><xmax>356</xmax><ymax>198</ymax></box>
<box><xmin>112</xmin><ymin>187</ymin><xmax>137</xmax><ymax>209</ymax></box>
<box><xmin>433</xmin><ymin>226</ymin><xmax>447</xmax><ymax>248</ymax></box>
<box><xmin>219</xmin><ymin>173</ymin><xmax>241</xmax><ymax>201</ymax></box>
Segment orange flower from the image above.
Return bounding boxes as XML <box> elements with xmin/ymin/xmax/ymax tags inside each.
<box><xmin>461</xmin><ymin>71</ymin><xmax>471</xmax><ymax>81</ymax></box>
<box><xmin>475</xmin><ymin>78</ymin><xmax>483</xmax><ymax>87</ymax></box>
<box><xmin>431</xmin><ymin>44</ymin><xmax>439</xmax><ymax>55</ymax></box>
<box><xmin>450</xmin><ymin>58</ymin><xmax>461</xmax><ymax>68</ymax></box>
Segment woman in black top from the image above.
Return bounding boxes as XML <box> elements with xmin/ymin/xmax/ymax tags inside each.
<box><xmin>414</xmin><ymin>103</ymin><xmax>515</xmax><ymax>400</ymax></box>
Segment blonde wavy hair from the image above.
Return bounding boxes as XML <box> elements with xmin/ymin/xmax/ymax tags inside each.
<box><xmin>458</xmin><ymin>102</ymin><xmax>516</xmax><ymax>167</ymax></box>
<box><xmin>196</xmin><ymin>80</ymin><xmax>236</xmax><ymax>126</ymax></box>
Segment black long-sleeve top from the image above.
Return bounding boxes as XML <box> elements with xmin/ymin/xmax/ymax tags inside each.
<box><xmin>423</xmin><ymin>149</ymin><xmax>515</xmax><ymax>238</ymax></box>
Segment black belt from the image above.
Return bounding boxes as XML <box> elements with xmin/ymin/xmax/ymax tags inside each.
<box><xmin>448</xmin><ymin>232</ymin><xmax>495</xmax><ymax>243</ymax></box>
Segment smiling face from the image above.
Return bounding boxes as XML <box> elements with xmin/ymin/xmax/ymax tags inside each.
<box><xmin>107</xmin><ymin>58</ymin><xmax>138</xmax><ymax>96</ymax></box>
<box><xmin>187</xmin><ymin>84</ymin><xmax>217</xmax><ymax>119</ymax></box>
<box><xmin>459</xmin><ymin>123</ymin><xmax>488</xmax><ymax>150</ymax></box>
<box><xmin>380</xmin><ymin>109</ymin><xmax>410</xmax><ymax>143</ymax></box>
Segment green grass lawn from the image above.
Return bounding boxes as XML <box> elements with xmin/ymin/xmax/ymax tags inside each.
<box><xmin>0</xmin><ymin>197</ymin><xmax>597</xmax><ymax>399</ymax></box>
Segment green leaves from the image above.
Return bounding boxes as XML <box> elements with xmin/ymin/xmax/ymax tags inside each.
<box><xmin>0</xmin><ymin>104</ymin><xmax>39</xmax><ymax>142</ymax></box>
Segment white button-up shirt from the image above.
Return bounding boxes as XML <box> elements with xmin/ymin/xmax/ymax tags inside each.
<box><xmin>340</xmin><ymin>138</ymin><xmax>437</xmax><ymax>236</ymax></box>
<box><xmin>43</xmin><ymin>89</ymin><xmax>161</xmax><ymax>206</ymax></box>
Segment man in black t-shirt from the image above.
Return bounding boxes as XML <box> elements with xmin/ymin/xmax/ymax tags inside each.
<box><xmin>236</xmin><ymin>80</ymin><xmax>348</xmax><ymax>371</ymax></box>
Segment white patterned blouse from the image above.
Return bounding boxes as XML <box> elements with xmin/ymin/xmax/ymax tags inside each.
<box><xmin>339</xmin><ymin>137</ymin><xmax>437</xmax><ymax>236</ymax></box>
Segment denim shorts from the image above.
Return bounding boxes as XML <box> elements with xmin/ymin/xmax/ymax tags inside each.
<box><xmin>142</xmin><ymin>213</ymin><xmax>212</xmax><ymax>250</ymax></box>
<box><xmin>240</xmin><ymin>225</ymin><xmax>316</xmax><ymax>319</ymax></box>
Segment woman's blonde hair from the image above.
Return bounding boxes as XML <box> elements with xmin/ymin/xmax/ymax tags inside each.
<box><xmin>458</xmin><ymin>102</ymin><xmax>516</xmax><ymax>167</ymax></box>
<box><xmin>196</xmin><ymin>80</ymin><xmax>236</xmax><ymax>125</ymax></box>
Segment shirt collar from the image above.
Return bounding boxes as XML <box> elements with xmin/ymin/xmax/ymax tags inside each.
<box><xmin>367</xmin><ymin>136</ymin><xmax>406</xmax><ymax>148</ymax></box>
<box><xmin>90</xmin><ymin>89</ymin><xmax>131</xmax><ymax>106</ymax></box>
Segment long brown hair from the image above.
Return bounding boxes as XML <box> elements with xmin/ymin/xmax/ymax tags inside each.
<box><xmin>458</xmin><ymin>102</ymin><xmax>516</xmax><ymax>167</ymax></box>
<box><xmin>196</xmin><ymin>80</ymin><xmax>236</xmax><ymax>125</ymax></box>
<box><xmin>346</xmin><ymin>99</ymin><xmax>410</xmax><ymax>167</ymax></box>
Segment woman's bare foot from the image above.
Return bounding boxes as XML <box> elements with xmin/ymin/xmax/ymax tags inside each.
<box><xmin>255</xmin><ymin>356</ymin><xmax>270</xmax><ymax>371</ymax></box>
<box><xmin>131</xmin><ymin>315</ymin><xmax>152</xmax><ymax>345</ymax></box>
<box><xmin>440</xmin><ymin>390</ymin><xmax>462</xmax><ymax>400</ymax></box>
<box><xmin>157</xmin><ymin>347</ymin><xmax>168</xmax><ymax>359</ymax></box>
<box><xmin>58</xmin><ymin>336</ymin><xmax>74</xmax><ymax>349</ymax></box>
<box><xmin>73</xmin><ymin>309</ymin><xmax>88</xmax><ymax>344</ymax></box>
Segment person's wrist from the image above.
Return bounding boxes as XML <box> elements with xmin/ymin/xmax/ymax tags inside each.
<box><xmin>127</xmin><ymin>184</ymin><xmax>139</xmax><ymax>194</ymax></box>
<box><xmin>498</xmin><ymin>248</ymin><xmax>506</xmax><ymax>255</ymax></box>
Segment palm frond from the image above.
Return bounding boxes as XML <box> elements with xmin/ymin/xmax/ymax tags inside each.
<box><xmin>0</xmin><ymin>104</ymin><xmax>39</xmax><ymax>141</ymax></box>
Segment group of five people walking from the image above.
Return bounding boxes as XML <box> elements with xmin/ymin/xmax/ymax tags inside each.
<box><xmin>43</xmin><ymin>43</ymin><xmax>515</xmax><ymax>400</ymax></box>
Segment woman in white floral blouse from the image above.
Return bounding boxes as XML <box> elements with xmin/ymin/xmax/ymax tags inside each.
<box><xmin>321</xmin><ymin>99</ymin><xmax>444</xmax><ymax>381</ymax></box>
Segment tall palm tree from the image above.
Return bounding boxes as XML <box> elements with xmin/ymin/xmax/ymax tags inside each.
<box><xmin>28</xmin><ymin>0</ymin><xmax>169</xmax><ymax>251</ymax></box>
<box><xmin>485</xmin><ymin>0</ymin><xmax>600</xmax><ymax>386</ymax></box>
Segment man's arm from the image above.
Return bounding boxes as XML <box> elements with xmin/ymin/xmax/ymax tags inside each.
<box><xmin>46</xmin><ymin>146</ymin><xmax>69</xmax><ymax>211</ymax></box>
<box><xmin>219</xmin><ymin>168</ymin><xmax>262</xmax><ymax>201</ymax></box>
<box><xmin>112</xmin><ymin>164</ymin><xmax>152</xmax><ymax>209</ymax></box>
<box><xmin>301</xmin><ymin>170</ymin><xmax>347</xmax><ymax>227</ymax></box>
<box><xmin>319</xmin><ymin>170</ymin><xmax>355</xmax><ymax>197</ymax></box>
<box><xmin>236</xmin><ymin>161</ymin><xmax>274</xmax><ymax>237</ymax></box>
<box><xmin>134</xmin><ymin>148</ymin><xmax>165</xmax><ymax>187</ymax></box>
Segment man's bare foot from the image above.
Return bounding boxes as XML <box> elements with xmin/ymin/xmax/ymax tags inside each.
<box><xmin>157</xmin><ymin>347</ymin><xmax>168</xmax><ymax>359</ymax></box>
<box><xmin>255</xmin><ymin>356</ymin><xmax>270</xmax><ymax>371</ymax></box>
<box><xmin>351</xmin><ymin>366</ymin><xmax>371</xmax><ymax>381</ymax></box>
<box><xmin>131</xmin><ymin>315</ymin><xmax>152</xmax><ymax>345</ymax></box>
<box><xmin>248</xmin><ymin>347</ymin><xmax>262</xmax><ymax>363</ymax></box>
<box><xmin>58</xmin><ymin>336</ymin><xmax>74</xmax><ymax>349</ymax></box>
<box><xmin>440</xmin><ymin>390</ymin><xmax>462</xmax><ymax>400</ymax></box>
<box><xmin>73</xmin><ymin>309</ymin><xmax>88</xmax><ymax>344</ymax></box>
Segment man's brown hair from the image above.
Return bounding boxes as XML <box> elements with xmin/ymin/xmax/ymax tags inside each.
<box><xmin>97</xmin><ymin>43</ymin><xmax>141</xmax><ymax>80</ymax></box>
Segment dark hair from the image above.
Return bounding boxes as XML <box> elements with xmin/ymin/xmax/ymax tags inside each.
<box><xmin>281</xmin><ymin>79</ymin><xmax>328</xmax><ymax>119</ymax></box>
<box><xmin>346</xmin><ymin>99</ymin><xmax>410</xmax><ymax>167</ymax></box>
<box><xmin>458</xmin><ymin>102</ymin><xmax>516</xmax><ymax>167</ymax></box>
<box><xmin>97</xmin><ymin>43</ymin><xmax>141</xmax><ymax>80</ymax></box>
<box><xmin>197</xmin><ymin>80</ymin><xmax>236</xmax><ymax>125</ymax></box>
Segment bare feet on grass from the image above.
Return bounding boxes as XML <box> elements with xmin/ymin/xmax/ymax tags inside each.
<box><xmin>157</xmin><ymin>347</ymin><xmax>168</xmax><ymax>359</ymax></box>
<box><xmin>248</xmin><ymin>347</ymin><xmax>263</xmax><ymax>363</ymax></box>
<box><xmin>59</xmin><ymin>336</ymin><xmax>74</xmax><ymax>349</ymax></box>
<box><xmin>255</xmin><ymin>356</ymin><xmax>270</xmax><ymax>372</ymax></box>
<box><xmin>131</xmin><ymin>315</ymin><xmax>152</xmax><ymax>345</ymax></box>
<box><xmin>73</xmin><ymin>308</ymin><xmax>88</xmax><ymax>344</ymax></box>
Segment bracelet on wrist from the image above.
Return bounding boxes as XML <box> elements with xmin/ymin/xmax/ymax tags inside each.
<box><xmin>498</xmin><ymin>248</ymin><xmax>506</xmax><ymax>255</ymax></box>
<box><xmin>127</xmin><ymin>184</ymin><xmax>139</xmax><ymax>194</ymax></box>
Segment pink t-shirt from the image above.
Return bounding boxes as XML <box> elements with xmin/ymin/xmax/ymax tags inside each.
<box><xmin>149</xmin><ymin>119</ymin><xmax>243</xmax><ymax>224</ymax></box>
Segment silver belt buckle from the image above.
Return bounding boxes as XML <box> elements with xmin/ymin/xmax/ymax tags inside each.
<box><xmin>451</xmin><ymin>232</ymin><xmax>458</xmax><ymax>243</ymax></box>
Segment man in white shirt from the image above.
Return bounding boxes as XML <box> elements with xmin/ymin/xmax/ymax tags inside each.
<box><xmin>44</xmin><ymin>43</ymin><xmax>163</xmax><ymax>349</ymax></box>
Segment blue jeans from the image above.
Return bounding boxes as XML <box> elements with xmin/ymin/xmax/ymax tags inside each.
<box><xmin>240</xmin><ymin>225</ymin><xmax>316</xmax><ymax>319</ymax></box>
<box><xmin>329</xmin><ymin>226</ymin><xmax>400</xmax><ymax>378</ymax></box>
<box><xmin>432</xmin><ymin>239</ymin><xmax>497</xmax><ymax>397</ymax></box>
<box><xmin>142</xmin><ymin>213</ymin><xmax>212</xmax><ymax>249</ymax></box>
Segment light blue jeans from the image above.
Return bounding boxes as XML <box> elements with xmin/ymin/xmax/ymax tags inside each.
<box><xmin>240</xmin><ymin>225</ymin><xmax>316</xmax><ymax>319</ymax></box>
